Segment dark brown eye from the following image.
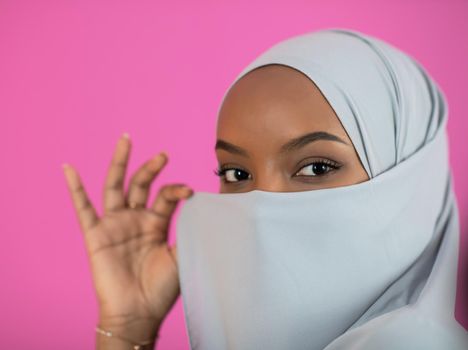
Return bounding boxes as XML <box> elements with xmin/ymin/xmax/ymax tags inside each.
<box><xmin>295</xmin><ymin>161</ymin><xmax>339</xmax><ymax>177</ymax></box>
<box><xmin>225</xmin><ymin>169</ymin><xmax>250</xmax><ymax>182</ymax></box>
<box><xmin>214</xmin><ymin>168</ymin><xmax>251</xmax><ymax>183</ymax></box>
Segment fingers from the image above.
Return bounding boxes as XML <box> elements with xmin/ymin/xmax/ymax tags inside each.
<box><xmin>103</xmin><ymin>133</ymin><xmax>131</xmax><ymax>213</ymax></box>
<box><xmin>62</xmin><ymin>164</ymin><xmax>99</xmax><ymax>232</ymax></box>
<box><xmin>126</xmin><ymin>152</ymin><xmax>168</xmax><ymax>210</ymax></box>
<box><xmin>151</xmin><ymin>184</ymin><xmax>193</xmax><ymax>233</ymax></box>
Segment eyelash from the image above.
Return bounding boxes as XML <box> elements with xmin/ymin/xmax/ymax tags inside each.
<box><xmin>213</xmin><ymin>159</ymin><xmax>342</xmax><ymax>184</ymax></box>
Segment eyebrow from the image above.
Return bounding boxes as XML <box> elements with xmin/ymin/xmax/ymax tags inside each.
<box><xmin>215</xmin><ymin>131</ymin><xmax>349</xmax><ymax>157</ymax></box>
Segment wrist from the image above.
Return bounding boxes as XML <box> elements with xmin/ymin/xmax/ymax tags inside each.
<box><xmin>98</xmin><ymin>313</ymin><xmax>161</xmax><ymax>343</ymax></box>
<box><xmin>96</xmin><ymin>326</ymin><xmax>156</xmax><ymax>350</ymax></box>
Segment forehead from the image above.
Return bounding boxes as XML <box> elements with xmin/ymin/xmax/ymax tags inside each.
<box><xmin>217</xmin><ymin>64</ymin><xmax>350</xmax><ymax>144</ymax></box>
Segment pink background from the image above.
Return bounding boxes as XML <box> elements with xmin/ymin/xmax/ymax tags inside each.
<box><xmin>1</xmin><ymin>0</ymin><xmax>467</xmax><ymax>348</ymax></box>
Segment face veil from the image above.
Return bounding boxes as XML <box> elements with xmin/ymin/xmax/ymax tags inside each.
<box><xmin>175</xmin><ymin>28</ymin><xmax>468</xmax><ymax>350</ymax></box>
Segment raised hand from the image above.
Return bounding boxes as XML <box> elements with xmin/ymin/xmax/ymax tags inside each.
<box><xmin>62</xmin><ymin>133</ymin><xmax>193</xmax><ymax>345</ymax></box>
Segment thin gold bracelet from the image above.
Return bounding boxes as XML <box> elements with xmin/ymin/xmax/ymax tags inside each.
<box><xmin>96</xmin><ymin>325</ymin><xmax>157</xmax><ymax>350</ymax></box>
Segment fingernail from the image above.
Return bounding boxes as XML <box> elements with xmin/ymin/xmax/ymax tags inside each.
<box><xmin>181</xmin><ymin>185</ymin><xmax>193</xmax><ymax>193</ymax></box>
<box><xmin>155</xmin><ymin>152</ymin><xmax>166</xmax><ymax>161</ymax></box>
<box><xmin>122</xmin><ymin>132</ymin><xmax>130</xmax><ymax>139</ymax></box>
<box><xmin>62</xmin><ymin>163</ymin><xmax>69</xmax><ymax>169</ymax></box>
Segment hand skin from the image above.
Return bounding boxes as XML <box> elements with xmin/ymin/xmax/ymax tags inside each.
<box><xmin>62</xmin><ymin>133</ymin><xmax>193</xmax><ymax>349</ymax></box>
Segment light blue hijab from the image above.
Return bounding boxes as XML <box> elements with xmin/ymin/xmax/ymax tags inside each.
<box><xmin>176</xmin><ymin>28</ymin><xmax>468</xmax><ymax>349</ymax></box>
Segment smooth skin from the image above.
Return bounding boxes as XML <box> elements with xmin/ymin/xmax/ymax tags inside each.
<box><xmin>63</xmin><ymin>139</ymin><xmax>193</xmax><ymax>349</ymax></box>
<box><xmin>215</xmin><ymin>64</ymin><xmax>369</xmax><ymax>192</ymax></box>
<box><xmin>63</xmin><ymin>64</ymin><xmax>368</xmax><ymax>349</ymax></box>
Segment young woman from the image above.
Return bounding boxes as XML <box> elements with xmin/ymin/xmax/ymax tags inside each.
<box><xmin>63</xmin><ymin>28</ymin><xmax>468</xmax><ymax>349</ymax></box>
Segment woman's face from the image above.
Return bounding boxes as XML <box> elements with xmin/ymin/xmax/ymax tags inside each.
<box><xmin>215</xmin><ymin>64</ymin><xmax>369</xmax><ymax>193</ymax></box>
